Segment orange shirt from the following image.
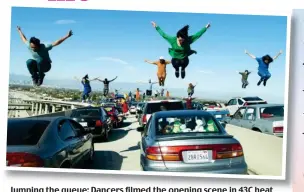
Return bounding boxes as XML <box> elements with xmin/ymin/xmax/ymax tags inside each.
<box><xmin>136</xmin><ymin>91</ymin><xmax>140</xmax><ymax>101</ymax></box>
<box><xmin>166</xmin><ymin>91</ymin><xmax>170</xmax><ymax>98</ymax></box>
<box><xmin>152</xmin><ymin>60</ymin><xmax>171</xmax><ymax>75</ymax></box>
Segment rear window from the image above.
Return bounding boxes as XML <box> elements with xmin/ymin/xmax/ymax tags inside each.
<box><xmin>260</xmin><ymin>106</ymin><xmax>284</xmax><ymax>118</ymax></box>
<box><xmin>71</xmin><ymin>109</ymin><xmax>100</xmax><ymax>117</ymax></box>
<box><xmin>155</xmin><ymin>114</ymin><xmax>221</xmax><ymax>136</ymax></box>
<box><xmin>243</xmin><ymin>97</ymin><xmax>263</xmax><ymax>101</ymax></box>
<box><xmin>7</xmin><ymin>120</ymin><xmax>50</xmax><ymax>145</ymax></box>
<box><xmin>146</xmin><ymin>102</ymin><xmax>184</xmax><ymax>114</ymax></box>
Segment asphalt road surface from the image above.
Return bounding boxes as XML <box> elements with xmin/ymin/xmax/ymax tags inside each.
<box><xmin>84</xmin><ymin>114</ymin><xmax>142</xmax><ymax>171</ymax></box>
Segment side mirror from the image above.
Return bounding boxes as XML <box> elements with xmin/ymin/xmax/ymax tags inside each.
<box><xmin>137</xmin><ymin>127</ymin><xmax>144</xmax><ymax>132</ymax></box>
<box><xmin>220</xmin><ymin>122</ymin><xmax>226</xmax><ymax>128</ymax></box>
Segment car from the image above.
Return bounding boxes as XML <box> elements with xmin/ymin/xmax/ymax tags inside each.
<box><xmin>136</xmin><ymin>102</ymin><xmax>145</xmax><ymax>112</ymax></box>
<box><xmin>202</xmin><ymin>102</ymin><xmax>230</xmax><ymax>124</ymax></box>
<box><xmin>136</xmin><ymin>103</ymin><xmax>146</xmax><ymax>122</ymax></box>
<box><xmin>137</xmin><ymin>100</ymin><xmax>185</xmax><ymax>128</ymax></box>
<box><xmin>224</xmin><ymin>104</ymin><xmax>284</xmax><ymax>137</ymax></box>
<box><xmin>6</xmin><ymin>117</ymin><xmax>94</xmax><ymax>168</ymax></box>
<box><xmin>129</xmin><ymin>102</ymin><xmax>138</xmax><ymax>114</ymax></box>
<box><xmin>225</xmin><ymin>96</ymin><xmax>267</xmax><ymax>116</ymax></box>
<box><xmin>137</xmin><ymin>110</ymin><xmax>247</xmax><ymax>174</ymax></box>
<box><xmin>69</xmin><ymin>107</ymin><xmax>112</xmax><ymax>141</ymax></box>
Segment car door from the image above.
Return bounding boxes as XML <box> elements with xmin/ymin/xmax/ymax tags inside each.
<box><xmin>101</xmin><ymin>108</ymin><xmax>111</xmax><ymax>131</ymax></box>
<box><xmin>229</xmin><ymin>107</ymin><xmax>246</xmax><ymax>127</ymax></box>
<box><xmin>58</xmin><ymin>120</ymin><xmax>85</xmax><ymax>168</ymax></box>
<box><xmin>241</xmin><ymin>107</ymin><xmax>256</xmax><ymax>129</ymax></box>
<box><xmin>227</xmin><ymin>99</ymin><xmax>237</xmax><ymax>115</ymax></box>
<box><xmin>140</xmin><ymin>117</ymin><xmax>152</xmax><ymax>166</ymax></box>
<box><xmin>69</xmin><ymin>120</ymin><xmax>92</xmax><ymax>161</ymax></box>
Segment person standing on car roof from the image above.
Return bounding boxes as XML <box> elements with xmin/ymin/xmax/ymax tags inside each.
<box><xmin>74</xmin><ymin>74</ymin><xmax>99</xmax><ymax>103</ymax></box>
<box><xmin>183</xmin><ymin>96</ymin><xmax>195</xmax><ymax>109</ymax></box>
<box><xmin>97</xmin><ymin>76</ymin><xmax>118</xmax><ymax>97</ymax></box>
<box><xmin>136</xmin><ymin>88</ymin><xmax>140</xmax><ymax>102</ymax></box>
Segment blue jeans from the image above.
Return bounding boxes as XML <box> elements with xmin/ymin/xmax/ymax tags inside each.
<box><xmin>258</xmin><ymin>71</ymin><xmax>271</xmax><ymax>81</ymax></box>
<box><xmin>26</xmin><ymin>58</ymin><xmax>51</xmax><ymax>80</ymax></box>
<box><xmin>82</xmin><ymin>91</ymin><xmax>91</xmax><ymax>101</ymax></box>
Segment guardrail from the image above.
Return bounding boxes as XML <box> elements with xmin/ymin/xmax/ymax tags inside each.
<box><xmin>225</xmin><ymin>124</ymin><xmax>283</xmax><ymax>176</ymax></box>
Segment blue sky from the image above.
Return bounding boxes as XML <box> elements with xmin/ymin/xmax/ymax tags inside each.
<box><xmin>9</xmin><ymin>7</ymin><xmax>288</xmax><ymax>103</ymax></box>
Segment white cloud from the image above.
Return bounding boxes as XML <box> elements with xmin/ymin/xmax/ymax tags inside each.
<box><xmin>198</xmin><ymin>70</ymin><xmax>214</xmax><ymax>74</ymax></box>
<box><xmin>96</xmin><ymin>57</ymin><xmax>128</xmax><ymax>65</ymax></box>
<box><xmin>54</xmin><ymin>20</ymin><xmax>76</xmax><ymax>24</ymax></box>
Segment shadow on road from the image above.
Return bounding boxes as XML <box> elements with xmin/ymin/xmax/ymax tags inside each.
<box><xmin>84</xmin><ymin>150</ymin><xmax>127</xmax><ymax>170</ymax></box>
<box><xmin>117</xmin><ymin>122</ymin><xmax>132</xmax><ymax>128</ymax></box>
<box><xmin>120</xmin><ymin>142</ymin><xmax>140</xmax><ymax>153</ymax></box>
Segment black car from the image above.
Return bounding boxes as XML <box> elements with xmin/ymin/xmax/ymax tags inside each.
<box><xmin>6</xmin><ymin>117</ymin><xmax>94</xmax><ymax>168</ymax></box>
<box><xmin>69</xmin><ymin>107</ymin><xmax>112</xmax><ymax>141</ymax></box>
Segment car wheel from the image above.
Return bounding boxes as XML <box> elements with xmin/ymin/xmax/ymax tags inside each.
<box><xmin>102</xmin><ymin>128</ymin><xmax>109</xmax><ymax>142</ymax></box>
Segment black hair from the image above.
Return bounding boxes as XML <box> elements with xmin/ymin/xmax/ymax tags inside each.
<box><xmin>83</xmin><ymin>74</ymin><xmax>89</xmax><ymax>79</ymax></box>
<box><xmin>245</xmin><ymin>70</ymin><xmax>249</xmax><ymax>73</ymax></box>
<box><xmin>176</xmin><ymin>25</ymin><xmax>189</xmax><ymax>39</ymax></box>
<box><xmin>29</xmin><ymin>37</ymin><xmax>41</xmax><ymax>46</ymax></box>
<box><xmin>159</xmin><ymin>59</ymin><xmax>166</xmax><ymax>64</ymax></box>
<box><xmin>262</xmin><ymin>55</ymin><xmax>273</xmax><ymax>64</ymax></box>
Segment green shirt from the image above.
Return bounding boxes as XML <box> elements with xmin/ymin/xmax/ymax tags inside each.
<box><xmin>239</xmin><ymin>72</ymin><xmax>251</xmax><ymax>80</ymax></box>
<box><xmin>155</xmin><ymin>26</ymin><xmax>208</xmax><ymax>59</ymax></box>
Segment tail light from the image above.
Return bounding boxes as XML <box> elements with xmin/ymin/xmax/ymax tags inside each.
<box><xmin>273</xmin><ymin>126</ymin><xmax>283</xmax><ymax>133</ymax></box>
<box><xmin>145</xmin><ymin>144</ymin><xmax>243</xmax><ymax>162</ymax></box>
<box><xmin>95</xmin><ymin>120</ymin><xmax>103</xmax><ymax>127</ymax></box>
<box><xmin>6</xmin><ymin>152</ymin><xmax>44</xmax><ymax>167</ymax></box>
<box><xmin>261</xmin><ymin>113</ymin><xmax>273</xmax><ymax>118</ymax></box>
<box><xmin>142</xmin><ymin>115</ymin><xmax>147</xmax><ymax>123</ymax></box>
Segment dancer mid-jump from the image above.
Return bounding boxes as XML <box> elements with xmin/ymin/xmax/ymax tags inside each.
<box><xmin>187</xmin><ymin>83</ymin><xmax>197</xmax><ymax>97</ymax></box>
<box><xmin>74</xmin><ymin>75</ymin><xmax>99</xmax><ymax>103</ymax></box>
<box><xmin>237</xmin><ymin>70</ymin><xmax>251</xmax><ymax>89</ymax></box>
<box><xmin>245</xmin><ymin>50</ymin><xmax>283</xmax><ymax>86</ymax></box>
<box><xmin>97</xmin><ymin>76</ymin><xmax>118</xmax><ymax>97</ymax></box>
<box><xmin>151</xmin><ymin>21</ymin><xmax>211</xmax><ymax>79</ymax></box>
<box><xmin>144</xmin><ymin>56</ymin><xmax>171</xmax><ymax>86</ymax></box>
<box><xmin>17</xmin><ymin>26</ymin><xmax>73</xmax><ymax>86</ymax></box>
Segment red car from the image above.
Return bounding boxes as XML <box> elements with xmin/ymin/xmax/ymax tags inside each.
<box><xmin>103</xmin><ymin>105</ymin><xmax>124</xmax><ymax>128</ymax></box>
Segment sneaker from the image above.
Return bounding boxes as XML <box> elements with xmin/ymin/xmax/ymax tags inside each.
<box><xmin>175</xmin><ymin>68</ymin><xmax>180</xmax><ymax>78</ymax></box>
<box><xmin>257</xmin><ymin>80</ymin><xmax>262</xmax><ymax>86</ymax></box>
<box><xmin>181</xmin><ymin>70</ymin><xmax>186</xmax><ymax>79</ymax></box>
<box><xmin>37</xmin><ymin>75</ymin><xmax>45</xmax><ymax>86</ymax></box>
<box><xmin>32</xmin><ymin>78</ymin><xmax>38</xmax><ymax>86</ymax></box>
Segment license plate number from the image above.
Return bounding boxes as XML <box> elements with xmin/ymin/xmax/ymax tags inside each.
<box><xmin>215</xmin><ymin>115</ymin><xmax>222</xmax><ymax>118</ymax></box>
<box><xmin>183</xmin><ymin>150</ymin><xmax>211</xmax><ymax>163</ymax></box>
<box><xmin>79</xmin><ymin>122</ymin><xmax>87</xmax><ymax>127</ymax></box>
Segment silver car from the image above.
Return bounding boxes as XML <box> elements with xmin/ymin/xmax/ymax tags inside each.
<box><xmin>224</xmin><ymin>104</ymin><xmax>284</xmax><ymax>137</ymax></box>
<box><xmin>137</xmin><ymin>110</ymin><xmax>247</xmax><ymax>174</ymax></box>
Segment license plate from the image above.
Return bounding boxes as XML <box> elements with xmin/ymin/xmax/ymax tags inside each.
<box><xmin>215</xmin><ymin>115</ymin><xmax>222</xmax><ymax>118</ymax></box>
<box><xmin>79</xmin><ymin>122</ymin><xmax>87</xmax><ymax>127</ymax></box>
<box><xmin>182</xmin><ymin>150</ymin><xmax>211</xmax><ymax>163</ymax></box>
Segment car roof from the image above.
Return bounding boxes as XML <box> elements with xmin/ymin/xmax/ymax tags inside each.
<box><xmin>147</xmin><ymin>100</ymin><xmax>182</xmax><ymax>103</ymax></box>
<box><xmin>75</xmin><ymin>107</ymin><xmax>101</xmax><ymax>110</ymax></box>
<box><xmin>241</xmin><ymin>104</ymin><xmax>283</xmax><ymax>108</ymax></box>
<box><xmin>9</xmin><ymin>116</ymin><xmax>65</xmax><ymax>122</ymax></box>
<box><xmin>153</xmin><ymin>110</ymin><xmax>211</xmax><ymax>118</ymax></box>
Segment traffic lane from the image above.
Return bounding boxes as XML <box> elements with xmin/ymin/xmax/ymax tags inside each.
<box><xmin>83</xmin><ymin>115</ymin><xmax>141</xmax><ymax>171</ymax></box>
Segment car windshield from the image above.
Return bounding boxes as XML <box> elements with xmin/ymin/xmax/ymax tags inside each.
<box><xmin>203</xmin><ymin>102</ymin><xmax>220</xmax><ymax>107</ymax></box>
<box><xmin>71</xmin><ymin>109</ymin><xmax>100</xmax><ymax>117</ymax></box>
<box><xmin>146</xmin><ymin>102</ymin><xmax>184</xmax><ymax>114</ymax></box>
<box><xmin>243</xmin><ymin>97</ymin><xmax>263</xmax><ymax>101</ymax></box>
<box><xmin>260</xmin><ymin>106</ymin><xmax>284</xmax><ymax>118</ymax></box>
<box><xmin>155</xmin><ymin>114</ymin><xmax>221</xmax><ymax>136</ymax></box>
<box><xmin>7</xmin><ymin>120</ymin><xmax>50</xmax><ymax>145</ymax></box>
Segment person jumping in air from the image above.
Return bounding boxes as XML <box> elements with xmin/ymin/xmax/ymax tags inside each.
<box><xmin>187</xmin><ymin>83</ymin><xmax>197</xmax><ymax>97</ymax></box>
<box><xmin>237</xmin><ymin>70</ymin><xmax>251</xmax><ymax>89</ymax></box>
<box><xmin>97</xmin><ymin>76</ymin><xmax>118</xmax><ymax>97</ymax></box>
<box><xmin>151</xmin><ymin>21</ymin><xmax>211</xmax><ymax>79</ymax></box>
<box><xmin>144</xmin><ymin>56</ymin><xmax>171</xmax><ymax>86</ymax></box>
<box><xmin>74</xmin><ymin>75</ymin><xmax>99</xmax><ymax>103</ymax></box>
<box><xmin>245</xmin><ymin>50</ymin><xmax>283</xmax><ymax>86</ymax></box>
<box><xmin>17</xmin><ymin>26</ymin><xmax>73</xmax><ymax>87</ymax></box>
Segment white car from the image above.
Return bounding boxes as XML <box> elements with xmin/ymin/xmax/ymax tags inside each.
<box><xmin>129</xmin><ymin>106</ymin><xmax>137</xmax><ymax>114</ymax></box>
<box><xmin>225</xmin><ymin>96</ymin><xmax>267</xmax><ymax>116</ymax></box>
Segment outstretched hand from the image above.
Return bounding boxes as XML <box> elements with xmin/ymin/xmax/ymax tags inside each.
<box><xmin>244</xmin><ymin>49</ymin><xmax>248</xmax><ymax>54</ymax></box>
<box><xmin>151</xmin><ymin>21</ymin><xmax>157</xmax><ymax>28</ymax></box>
<box><xmin>67</xmin><ymin>30</ymin><xmax>73</xmax><ymax>37</ymax></box>
<box><xmin>205</xmin><ymin>23</ymin><xmax>211</xmax><ymax>28</ymax></box>
<box><xmin>17</xmin><ymin>26</ymin><xmax>21</xmax><ymax>31</ymax></box>
<box><xmin>279</xmin><ymin>50</ymin><xmax>283</xmax><ymax>54</ymax></box>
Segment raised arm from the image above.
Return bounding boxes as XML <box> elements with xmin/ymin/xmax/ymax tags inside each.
<box><xmin>17</xmin><ymin>26</ymin><xmax>28</xmax><ymax>44</ymax></box>
<box><xmin>273</xmin><ymin>50</ymin><xmax>283</xmax><ymax>60</ymax></box>
<box><xmin>144</xmin><ymin>60</ymin><xmax>157</xmax><ymax>65</ymax></box>
<box><xmin>151</xmin><ymin>21</ymin><xmax>175</xmax><ymax>43</ymax></box>
<box><xmin>244</xmin><ymin>50</ymin><xmax>256</xmax><ymax>59</ymax></box>
<box><xmin>52</xmin><ymin>30</ymin><xmax>73</xmax><ymax>47</ymax></box>
<box><xmin>190</xmin><ymin>23</ymin><xmax>210</xmax><ymax>44</ymax></box>
<box><xmin>97</xmin><ymin>78</ymin><xmax>105</xmax><ymax>83</ymax></box>
<box><xmin>74</xmin><ymin>76</ymin><xmax>81</xmax><ymax>82</ymax></box>
<box><xmin>89</xmin><ymin>77</ymin><xmax>99</xmax><ymax>81</ymax></box>
<box><xmin>165</xmin><ymin>60</ymin><xmax>171</xmax><ymax>65</ymax></box>
<box><xmin>109</xmin><ymin>76</ymin><xmax>118</xmax><ymax>82</ymax></box>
